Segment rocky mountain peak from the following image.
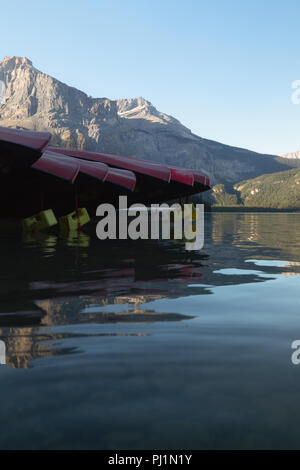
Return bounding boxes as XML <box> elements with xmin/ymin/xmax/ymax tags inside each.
<box><xmin>0</xmin><ymin>56</ymin><xmax>291</xmax><ymax>185</ymax></box>
<box><xmin>0</xmin><ymin>56</ymin><xmax>33</xmax><ymax>70</ymax></box>
<box><xmin>281</xmin><ymin>150</ymin><xmax>300</xmax><ymax>160</ymax></box>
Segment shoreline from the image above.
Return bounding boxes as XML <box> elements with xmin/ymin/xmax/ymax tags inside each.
<box><xmin>209</xmin><ymin>207</ymin><xmax>300</xmax><ymax>213</ymax></box>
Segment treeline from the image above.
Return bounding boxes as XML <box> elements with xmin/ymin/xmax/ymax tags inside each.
<box><xmin>211</xmin><ymin>168</ymin><xmax>300</xmax><ymax>209</ymax></box>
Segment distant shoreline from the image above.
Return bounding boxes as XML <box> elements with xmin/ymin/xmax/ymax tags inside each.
<box><xmin>209</xmin><ymin>207</ymin><xmax>300</xmax><ymax>213</ymax></box>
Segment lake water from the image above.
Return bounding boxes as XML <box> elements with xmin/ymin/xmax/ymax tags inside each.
<box><xmin>0</xmin><ymin>213</ymin><xmax>300</xmax><ymax>450</ymax></box>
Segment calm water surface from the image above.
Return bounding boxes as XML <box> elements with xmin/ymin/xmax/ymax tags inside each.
<box><xmin>0</xmin><ymin>213</ymin><xmax>300</xmax><ymax>449</ymax></box>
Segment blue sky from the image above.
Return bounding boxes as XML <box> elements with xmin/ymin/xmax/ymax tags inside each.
<box><xmin>1</xmin><ymin>0</ymin><xmax>300</xmax><ymax>155</ymax></box>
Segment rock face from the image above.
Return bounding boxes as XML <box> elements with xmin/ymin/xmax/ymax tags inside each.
<box><xmin>281</xmin><ymin>150</ymin><xmax>300</xmax><ymax>160</ymax></box>
<box><xmin>0</xmin><ymin>56</ymin><xmax>291</xmax><ymax>185</ymax></box>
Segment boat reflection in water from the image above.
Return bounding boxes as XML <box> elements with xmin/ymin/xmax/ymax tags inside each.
<box><xmin>1</xmin><ymin>228</ymin><xmax>206</xmax><ymax>368</ymax></box>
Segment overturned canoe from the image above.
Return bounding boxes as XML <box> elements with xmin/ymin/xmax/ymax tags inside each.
<box><xmin>0</xmin><ymin>126</ymin><xmax>210</xmax><ymax>217</ymax></box>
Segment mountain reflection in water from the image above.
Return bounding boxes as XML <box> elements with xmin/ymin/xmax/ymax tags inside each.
<box><xmin>0</xmin><ymin>213</ymin><xmax>299</xmax><ymax>369</ymax></box>
<box><xmin>0</xmin><ymin>213</ymin><xmax>300</xmax><ymax>449</ymax></box>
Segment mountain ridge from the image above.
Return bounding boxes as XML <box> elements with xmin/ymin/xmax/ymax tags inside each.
<box><xmin>0</xmin><ymin>56</ymin><xmax>293</xmax><ymax>186</ymax></box>
<box><xmin>281</xmin><ymin>150</ymin><xmax>300</xmax><ymax>160</ymax></box>
<box><xmin>211</xmin><ymin>167</ymin><xmax>300</xmax><ymax>210</ymax></box>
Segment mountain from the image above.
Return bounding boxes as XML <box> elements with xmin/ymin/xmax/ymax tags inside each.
<box><xmin>281</xmin><ymin>150</ymin><xmax>300</xmax><ymax>160</ymax></box>
<box><xmin>0</xmin><ymin>56</ymin><xmax>293</xmax><ymax>187</ymax></box>
<box><xmin>211</xmin><ymin>167</ymin><xmax>300</xmax><ymax>209</ymax></box>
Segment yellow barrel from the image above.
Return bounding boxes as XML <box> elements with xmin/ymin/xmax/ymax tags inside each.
<box><xmin>23</xmin><ymin>209</ymin><xmax>58</xmax><ymax>232</ymax></box>
<box><xmin>59</xmin><ymin>208</ymin><xmax>90</xmax><ymax>232</ymax></box>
